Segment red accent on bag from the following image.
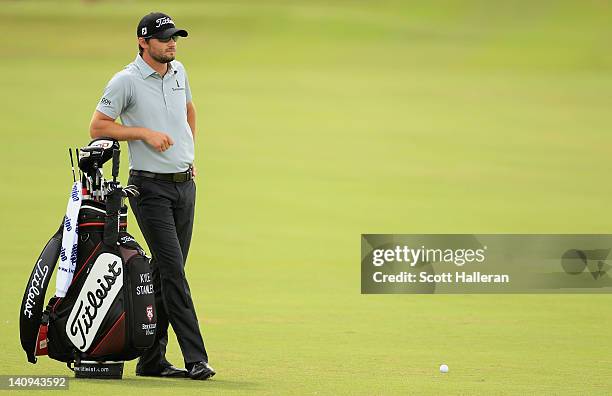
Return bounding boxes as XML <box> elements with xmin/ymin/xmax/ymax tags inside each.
<box><xmin>35</xmin><ymin>324</ymin><xmax>48</xmax><ymax>356</ymax></box>
<box><xmin>89</xmin><ymin>313</ymin><xmax>126</xmax><ymax>357</ymax></box>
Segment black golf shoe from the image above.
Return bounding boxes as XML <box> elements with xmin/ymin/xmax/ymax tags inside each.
<box><xmin>136</xmin><ymin>364</ymin><xmax>188</xmax><ymax>378</ymax></box>
<box><xmin>187</xmin><ymin>362</ymin><xmax>216</xmax><ymax>380</ymax></box>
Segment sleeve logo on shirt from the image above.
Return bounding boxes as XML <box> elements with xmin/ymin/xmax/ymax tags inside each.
<box><xmin>101</xmin><ymin>97</ymin><xmax>112</xmax><ymax>106</ymax></box>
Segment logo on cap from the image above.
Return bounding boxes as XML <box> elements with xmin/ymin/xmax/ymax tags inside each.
<box><xmin>137</xmin><ymin>12</ymin><xmax>187</xmax><ymax>38</ymax></box>
<box><xmin>155</xmin><ymin>17</ymin><xmax>173</xmax><ymax>28</ymax></box>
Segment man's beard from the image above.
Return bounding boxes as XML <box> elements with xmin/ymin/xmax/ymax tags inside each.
<box><xmin>151</xmin><ymin>51</ymin><xmax>175</xmax><ymax>63</ymax></box>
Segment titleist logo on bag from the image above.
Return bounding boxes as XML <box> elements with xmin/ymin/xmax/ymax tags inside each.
<box><xmin>66</xmin><ymin>253</ymin><xmax>123</xmax><ymax>351</ymax></box>
<box><xmin>23</xmin><ymin>259</ymin><xmax>49</xmax><ymax>319</ymax></box>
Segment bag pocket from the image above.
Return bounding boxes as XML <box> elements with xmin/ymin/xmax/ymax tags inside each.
<box><xmin>121</xmin><ymin>247</ymin><xmax>156</xmax><ymax>352</ymax></box>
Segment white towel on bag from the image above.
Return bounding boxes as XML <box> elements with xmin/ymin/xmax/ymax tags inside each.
<box><xmin>56</xmin><ymin>182</ymin><xmax>82</xmax><ymax>297</ymax></box>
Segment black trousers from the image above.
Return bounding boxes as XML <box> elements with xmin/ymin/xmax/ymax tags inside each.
<box><xmin>128</xmin><ymin>175</ymin><xmax>208</xmax><ymax>371</ymax></box>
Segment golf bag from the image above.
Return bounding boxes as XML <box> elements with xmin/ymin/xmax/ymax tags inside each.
<box><xmin>19</xmin><ymin>138</ymin><xmax>157</xmax><ymax>375</ymax></box>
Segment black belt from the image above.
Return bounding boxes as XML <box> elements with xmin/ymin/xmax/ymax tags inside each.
<box><xmin>130</xmin><ymin>168</ymin><xmax>193</xmax><ymax>183</ymax></box>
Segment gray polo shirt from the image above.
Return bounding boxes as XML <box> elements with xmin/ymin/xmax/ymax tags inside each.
<box><xmin>96</xmin><ymin>54</ymin><xmax>194</xmax><ymax>173</ymax></box>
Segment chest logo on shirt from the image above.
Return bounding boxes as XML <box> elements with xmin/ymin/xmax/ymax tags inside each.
<box><xmin>172</xmin><ymin>79</ymin><xmax>185</xmax><ymax>91</ymax></box>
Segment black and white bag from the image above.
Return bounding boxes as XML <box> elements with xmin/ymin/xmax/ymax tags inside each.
<box><xmin>19</xmin><ymin>139</ymin><xmax>156</xmax><ymax>376</ymax></box>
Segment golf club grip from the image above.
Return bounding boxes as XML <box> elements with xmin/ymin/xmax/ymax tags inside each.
<box><xmin>112</xmin><ymin>149</ymin><xmax>120</xmax><ymax>178</ymax></box>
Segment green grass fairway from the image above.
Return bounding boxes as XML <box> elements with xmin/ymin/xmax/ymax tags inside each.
<box><xmin>2</xmin><ymin>0</ymin><xmax>612</xmax><ymax>394</ymax></box>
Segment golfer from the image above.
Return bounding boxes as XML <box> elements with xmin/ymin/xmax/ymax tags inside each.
<box><xmin>89</xmin><ymin>12</ymin><xmax>215</xmax><ymax>380</ymax></box>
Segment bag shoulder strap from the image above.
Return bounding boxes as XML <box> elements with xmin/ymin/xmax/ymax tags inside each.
<box><xmin>19</xmin><ymin>222</ymin><xmax>63</xmax><ymax>364</ymax></box>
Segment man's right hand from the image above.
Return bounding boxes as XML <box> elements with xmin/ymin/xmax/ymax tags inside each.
<box><xmin>145</xmin><ymin>130</ymin><xmax>174</xmax><ymax>152</ymax></box>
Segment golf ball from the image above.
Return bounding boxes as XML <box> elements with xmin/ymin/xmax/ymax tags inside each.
<box><xmin>439</xmin><ymin>364</ymin><xmax>449</xmax><ymax>373</ymax></box>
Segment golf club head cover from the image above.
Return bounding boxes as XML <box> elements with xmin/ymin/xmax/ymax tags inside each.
<box><xmin>78</xmin><ymin>138</ymin><xmax>119</xmax><ymax>176</ymax></box>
